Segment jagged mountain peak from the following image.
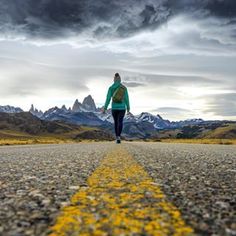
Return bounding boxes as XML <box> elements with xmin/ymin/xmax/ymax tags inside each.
<box><xmin>29</xmin><ymin>104</ymin><xmax>43</xmax><ymax>118</ymax></box>
<box><xmin>140</xmin><ymin>112</ymin><xmax>152</xmax><ymax>115</ymax></box>
<box><xmin>82</xmin><ymin>95</ymin><xmax>96</xmax><ymax>111</ymax></box>
<box><xmin>61</xmin><ymin>105</ymin><xmax>67</xmax><ymax>111</ymax></box>
<box><xmin>0</xmin><ymin>105</ymin><xmax>23</xmax><ymax>113</ymax></box>
<box><xmin>156</xmin><ymin>114</ymin><xmax>163</xmax><ymax>120</ymax></box>
<box><xmin>138</xmin><ymin>112</ymin><xmax>155</xmax><ymax>120</ymax></box>
<box><xmin>73</xmin><ymin>99</ymin><xmax>81</xmax><ymax>104</ymax></box>
<box><xmin>72</xmin><ymin>99</ymin><xmax>83</xmax><ymax>112</ymax></box>
<box><xmin>85</xmin><ymin>95</ymin><xmax>93</xmax><ymax>99</ymax></box>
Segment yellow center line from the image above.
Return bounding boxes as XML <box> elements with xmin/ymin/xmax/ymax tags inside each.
<box><xmin>48</xmin><ymin>146</ymin><xmax>194</xmax><ymax>236</ymax></box>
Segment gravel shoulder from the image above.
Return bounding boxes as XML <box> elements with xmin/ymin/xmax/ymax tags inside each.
<box><xmin>124</xmin><ymin>142</ymin><xmax>236</xmax><ymax>236</ymax></box>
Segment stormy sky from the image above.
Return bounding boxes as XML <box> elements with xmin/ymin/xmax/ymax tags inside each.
<box><xmin>0</xmin><ymin>0</ymin><xmax>235</xmax><ymax>120</ymax></box>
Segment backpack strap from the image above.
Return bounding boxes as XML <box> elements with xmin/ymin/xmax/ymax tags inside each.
<box><xmin>112</xmin><ymin>84</ymin><xmax>126</xmax><ymax>103</ymax></box>
<box><xmin>113</xmin><ymin>84</ymin><xmax>126</xmax><ymax>95</ymax></box>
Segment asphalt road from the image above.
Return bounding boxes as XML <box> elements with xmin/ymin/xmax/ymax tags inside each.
<box><xmin>0</xmin><ymin>142</ymin><xmax>235</xmax><ymax>236</ymax></box>
<box><xmin>124</xmin><ymin>142</ymin><xmax>236</xmax><ymax>236</ymax></box>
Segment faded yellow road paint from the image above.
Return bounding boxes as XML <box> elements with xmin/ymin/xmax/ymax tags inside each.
<box><xmin>49</xmin><ymin>146</ymin><xmax>194</xmax><ymax>236</ymax></box>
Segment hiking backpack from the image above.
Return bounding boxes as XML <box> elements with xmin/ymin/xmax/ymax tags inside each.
<box><xmin>112</xmin><ymin>84</ymin><xmax>126</xmax><ymax>103</ymax></box>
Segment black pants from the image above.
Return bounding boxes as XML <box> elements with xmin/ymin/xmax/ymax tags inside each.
<box><xmin>112</xmin><ymin>109</ymin><xmax>126</xmax><ymax>137</ymax></box>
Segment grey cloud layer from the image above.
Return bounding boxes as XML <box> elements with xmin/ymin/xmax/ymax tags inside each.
<box><xmin>122</xmin><ymin>82</ymin><xmax>146</xmax><ymax>88</ymax></box>
<box><xmin>204</xmin><ymin>93</ymin><xmax>236</xmax><ymax>117</ymax></box>
<box><xmin>123</xmin><ymin>73</ymin><xmax>221</xmax><ymax>87</ymax></box>
<box><xmin>154</xmin><ymin>107</ymin><xmax>191</xmax><ymax>113</ymax></box>
<box><xmin>0</xmin><ymin>0</ymin><xmax>235</xmax><ymax>40</ymax></box>
<box><xmin>152</xmin><ymin>107</ymin><xmax>193</xmax><ymax>116</ymax></box>
<box><xmin>0</xmin><ymin>57</ymin><xmax>89</xmax><ymax>97</ymax></box>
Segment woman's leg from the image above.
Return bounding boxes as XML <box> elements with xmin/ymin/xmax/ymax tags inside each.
<box><xmin>117</xmin><ymin>110</ymin><xmax>126</xmax><ymax>137</ymax></box>
<box><xmin>111</xmin><ymin>110</ymin><xmax>119</xmax><ymax>137</ymax></box>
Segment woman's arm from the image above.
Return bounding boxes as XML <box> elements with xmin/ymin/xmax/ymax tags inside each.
<box><xmin>125</xmin><ymin>88</ymin><xmax>130</xmax><ymax>112</ymax></box>
<box><xmin>104</xmin><ymin>87</ymin><xmax>112</xmax><ymax>110</ymax></box>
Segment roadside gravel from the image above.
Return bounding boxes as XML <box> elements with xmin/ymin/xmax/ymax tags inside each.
<box><xmin>124</xmin><ymin>142</ymin><xmax>236</xmax><ymax>236</ymax></box>
<box><xmin>0</xmin><ymin>143</ymin><xmax>114</xmax><ymax>236</ymax></box>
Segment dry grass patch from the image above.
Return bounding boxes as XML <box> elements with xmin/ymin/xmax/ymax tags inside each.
<box><xmin>0</xmin><ymin>137</ymin><xmax>73</xmax><ymax>146</ymax></box>
<box><xmin>159</xmin><ymin>138</ymin><xmax>236</xmax><ymax>145</ymax></box>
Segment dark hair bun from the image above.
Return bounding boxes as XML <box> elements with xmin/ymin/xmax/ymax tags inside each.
<box><xmin>115</xmin><ymin>73</ymin><xmax>120</xmax><ymax>77</ymax></box>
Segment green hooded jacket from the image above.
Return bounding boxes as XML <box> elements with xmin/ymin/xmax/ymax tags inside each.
<box><xmin>104</xmin><ymin>81</ymin><xmax>130</xmax><ymax>111</ymax></box>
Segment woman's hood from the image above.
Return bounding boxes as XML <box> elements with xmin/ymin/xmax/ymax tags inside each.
<box><xmin>112</xmin><ymin>81</ymin><xmax>121</xmax><ymax>88</ymax></box>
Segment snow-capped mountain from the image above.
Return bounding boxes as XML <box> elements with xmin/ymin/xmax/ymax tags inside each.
<box><xmin>42</xmin><ymin>106</ymin><xmax>67</xmax><ymax>119</ymax></box>
<box><xmin>0</xmin><ymin>95</ymin><xmax>215</xmax><ymax>133</ymax></box>
<box><xmin>95</xmin><ymin>111</ymin><xmax>171</xmax><ymax>130</ymax></box>
<box><xmin>1</xmin><ymin>96</ymin><xmax>233</xmax><ymax>139</ymax></box>
<box><xmin>134</xmin><ymin>112</ymin><xmax>171</xmax><ymax>129</ymax></box>
<box><xmin>95</xmin><ymin>109</ymin><xmax>114</xmax><ymax>123</ymax></box>
<box><xmin>0</xmin><ymin>105</ymin><xmax>23</xmax><ymax>113</ymax></box>
<box><xmin>29</xmin><ymin>104</ymin><xmax>43</xmax><ymax>118</ymax></box>
<box><xmin>42</xmin><ymin>106</ymin><xmax>108</xmax><ymax>127</ymax></box>
<box><xmin>171</xmin><ymin>118</ymin><xmax>204</xmax><ymax>127</ymax></box>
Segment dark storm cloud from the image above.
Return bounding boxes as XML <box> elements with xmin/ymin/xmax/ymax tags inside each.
<box><xmin>166</xmin><ymin>0</ymin><xmax>236</xmax><ymax>18</ymax></box>
<box><xmin>205</xmin><ymin>0</ymin><xmax>236</xmax><ymax>18</ymax></box>
<box><xmin>204</xmin><ymin>93</ymin><xmax>236</xmax><ymax>117</ymax></box>
<box><xmin>0</xmin><ymin>0</ymin><xmax>170</xmax><ymax>39</ymax></box>
<box><xmin>0</xmin><ymin>0</ymin><xmax>235</xmax><ymax>40</ymax></box>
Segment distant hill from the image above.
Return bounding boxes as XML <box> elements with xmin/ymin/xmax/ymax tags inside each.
<box><xmin>203</xmin><ymin>123</ymin><xmax>236</xmax><ymax>139</ymax></box>
<box><xmin>157</xmin><ymin>122</ymin><xmax>236</xmax><ymax>139</ymax></box>
<box><xmin>0</xmin><ymin>112</ymin><xmax>81</xmax><ymax>135</ymax></box>
<box><xmin>0</xmin><ymin>112</ymin><xmax>113</xmax><ymax>141</ymax></box>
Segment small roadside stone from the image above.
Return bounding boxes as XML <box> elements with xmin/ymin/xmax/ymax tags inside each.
<box><xmin>68</xmin><ymin>185</ymin><xmax>80</xmax><ymax>190</ymax></box>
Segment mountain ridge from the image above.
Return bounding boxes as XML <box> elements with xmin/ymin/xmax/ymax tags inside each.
<box><xmin>1</xmin><ymin>95</ymin><xmax>235</xmax><ymax>139</ymax></box>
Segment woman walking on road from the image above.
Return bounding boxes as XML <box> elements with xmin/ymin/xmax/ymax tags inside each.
<box><xmin>101</xmin><ymin>73</ymin><xmax>130</xmax><ymax>144</ymax></box>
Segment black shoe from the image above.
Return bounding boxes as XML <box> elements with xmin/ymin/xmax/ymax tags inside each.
<box><xmin>116</xmin><ymin>139</ymin><xmax>121</xmax><ymax>144</ymax></box>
